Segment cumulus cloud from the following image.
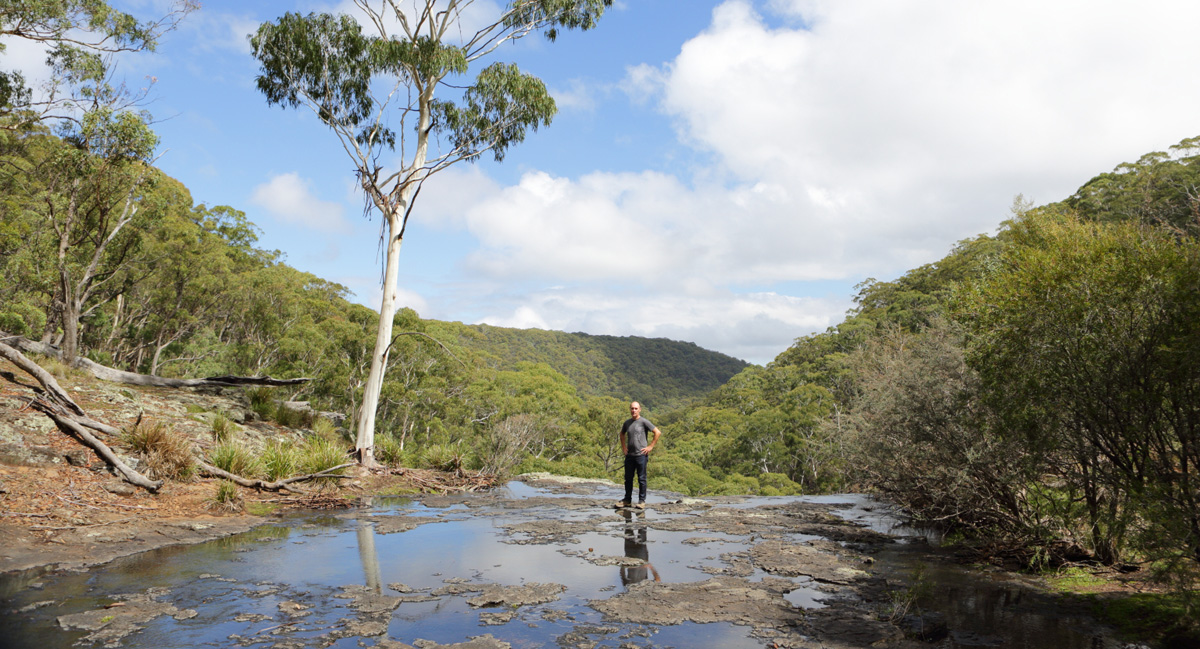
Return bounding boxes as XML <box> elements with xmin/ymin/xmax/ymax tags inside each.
<box><xmin>250</xmin><ymin>172</ymin><xmax>349</xmax><ymax>233</ymax></box>
<box><xmin>418</xmin><ymin>0</ymin><xmax>1200</xmax><ymax>363</ymax></box>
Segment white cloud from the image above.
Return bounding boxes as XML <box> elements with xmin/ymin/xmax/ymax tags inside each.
<box><xmin>250</xmin><ymin>172</ymin><xmax>349</xmax><ymax>233</ymax></box>
<box><xmin>416</xmin><ymin>0</ymin><xmax>1200</xmax><ymax>363</ymax></box>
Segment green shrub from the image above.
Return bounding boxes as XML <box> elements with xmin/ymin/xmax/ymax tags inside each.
<box><xmin>210</xmin><ymin>414</ymin><xmax>234</xmax><ymax>443</ymax></box>
<box><xmin>210</xmin><ymin>442</ymin><xmax>264</xmax><ymax>479</ymax></box>
<box><xmin>262</xmin><ymin>440</ymin><xmax>299</xmax><ymax>481</ymax></box>
<box><xmin>300</xmin><ymin>436</ymin><xmax>349</xmax><ymax>481</ymax></box>
<box><xmin>312</xmin><ymin>416</ymin><xmax>341</xmax><ymax>442</ymax></box>
<box><xmin>375</xmin><ymin>434</ymin><xmax>404</xmax><ymax>467</ymax></box>
<box><xmin>246</xmin><ymin>386</ymin><xmax>275</xmax><ymax>407</ymax></box>
<box><xmin>419</xmin><ymin>444</ymin><xmax>464</xmax><ymax>472</ymax></box>
<box><xmin>251</xmin><ymin>399</ymin><xmax>275</xmax><ymax>421</ymax></box>
<box><xmin>210</xmin><ymin>480</ymin><xmax>242</xmax><ymax>512</ymax></box>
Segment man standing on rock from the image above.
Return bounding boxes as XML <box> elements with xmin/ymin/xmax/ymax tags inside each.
<box><xmin>617</xmin><ymin>401</ymin><xmax>661</xmax><ymax>510</ymax></box>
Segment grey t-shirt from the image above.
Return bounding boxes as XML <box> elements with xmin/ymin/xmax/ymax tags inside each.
<box><xmin>622</xmin><ymin>417</ymin><xmax>655</xmax><ymax>454</ymax></box>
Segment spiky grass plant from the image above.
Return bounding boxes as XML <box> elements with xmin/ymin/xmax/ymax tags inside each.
<box><xmin>374</xmin><ymin>433</ymin><xmax>404</xmax><ymax>467</ymax></box>
<box><xmin>311</xmin><ymin>416</ymin><xmax>341</xmax><ymax>442</ymax></box>
<box><xmin>299</xmin><ymin>435</ymin><xmax>349</xmax><ymax>482</ymax></box>
<box><xmin>420</xmin><ymin>444</ymin><xmax>464</xmax><ymax>473</ymax></box>
<box><xmin>262</xmin><ymin>440</ymin><xmax>300</xmax><ymax>481</ymax></box>
<box><xmin>210</xmin><ymin>479</ymin><xmax>242</xmax><ymax>512</ymax></box>
<box><xmin>121</xmin><ymin>420</ymin><xmax>196</xmax><ymax>480</ymax></box>
<box><xmin>210</xmin><ymin>413</ymin><xmax>234</xmax><ymax>444</ymax></box>
<box><xmin>209</xmin><ymin>442</ymin><xmax>264</xmax><ymax>479</ymax></box>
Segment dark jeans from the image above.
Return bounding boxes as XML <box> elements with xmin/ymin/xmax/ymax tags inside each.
<box><xmin>623</xmin><ymin>453</ymin><xmax>649</xmax><ymax>503</ymax></box>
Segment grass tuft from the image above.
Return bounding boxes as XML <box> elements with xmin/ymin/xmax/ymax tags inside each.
<box><xmin>300</xmin><ymin>435</ymin><xmax>349</xmax><ymax>482</ymax></box>
<box><xmin>210</xmin><ymin>479</ymin><xmax>242</xmax><ymax>513</ymax></box>
<box><xmin>209</xmin><ymin>442</ymin><xmax>264</xmax><ymax>479</ymax></box>
<box><xmin>121</xmin><ymin>420</ymin><xmax>195</xmax><ymax>481</ymax></box>
<box><xmin>262</xmin><ymin>440</ymin><xmax>299</xmax><ymax>481</ymax></box>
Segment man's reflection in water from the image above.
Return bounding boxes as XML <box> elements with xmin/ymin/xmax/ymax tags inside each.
<box><xmin>620</xmin><ymin>509</ymin><xmax>661</xmax><ymax>587</ymax></box>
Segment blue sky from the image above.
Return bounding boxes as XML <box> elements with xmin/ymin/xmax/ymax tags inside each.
<box><xmin>7</xmin><ymin>0</ymin><xmax>1200</xmax><ymax>364</ymax></box>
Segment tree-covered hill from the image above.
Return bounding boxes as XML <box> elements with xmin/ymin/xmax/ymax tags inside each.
<box><xmin>426</xmin><ymin>322</ymin><xmax>748</xmax><ymax>410</ymax></box>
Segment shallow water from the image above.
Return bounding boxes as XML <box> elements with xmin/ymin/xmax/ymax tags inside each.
<box><xmin>0</xmin><ymin>483</ymin><xmax>1119</xmax><ymax>649</ymax></box>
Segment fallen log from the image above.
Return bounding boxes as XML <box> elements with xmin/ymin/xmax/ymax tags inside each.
<box><xmin>197</xmin><ymin>461</ymin><xmax>357</xmax><ymax>492</ymax></box>
<box><xmin>28</xmin><ymin>399</ymin><xmax>163</xmax><ymax>492</ymax></box>
<box><xmin>1</xmin><ymin>335</ymin><xmax>310</xmax><ymax>388</ymax></box>
<box><xmin>1</xmin><ymin>341</ymin><xmax>163</xmax><ymax>492</ymax></box>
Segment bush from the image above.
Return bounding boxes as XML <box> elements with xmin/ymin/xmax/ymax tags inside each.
<box><xmin>299</xmin><ymin>435</ymin><xmax>349</xmax><ymax>481</ymax></box>
<box><xmin>420</xmin><ymin>444</ymin><xmax>464</xmax><ymax>473</ymax></box>
<box><xmin>210</xmin><ymin>480</ymin><xmax>242</xmax><ymax>512</ymax></box>
<box><xmin>209</xmin><ymin>442</ymin><xmax>264</xmax><ymax>479</ymax></box>
<box><xmin>121</xmin><ymin>420</ymin><xmax>195</xmax><ymax>481</ymax></box>
<box><xmin>262</xmin><ymin>440</ymin><xmax>299</xmax><ymax>481</ymax></box>
<box><xmin>375</xmin><ymin>434</ymin><xmax>404</xmax><ymax>467</ymax></box>
<box><xmin>312</xmin><ymin>416</ymin><xmax>341</xmax><ymax>442</ymax></box>
<box><xmin>210</xmin><ymin>414</ymin><xmax>234</xmax><ymax>443</ymax></box>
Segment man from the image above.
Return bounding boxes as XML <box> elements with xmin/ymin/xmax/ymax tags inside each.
<box><xmin>616</xmin><ymin>401</ymin><xmax>661</xmax><ymax>510</ymax></box>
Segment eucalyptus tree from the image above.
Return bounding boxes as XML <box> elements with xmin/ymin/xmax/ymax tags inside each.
<box><xmin>250</xmin><ymin>0</ymin><xmax>611</xmax><ymax>467</ymax></box>
<box><xmin>0</xmin><ymin>0</ymin><xmax>196</xmax><ymax>129</ymax></box>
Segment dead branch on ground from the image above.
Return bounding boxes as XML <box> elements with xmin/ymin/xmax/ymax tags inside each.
<box><xmin>196</xmin><ymin>461</ymin><xmax>357</xmax><ymax>492</ymax></box>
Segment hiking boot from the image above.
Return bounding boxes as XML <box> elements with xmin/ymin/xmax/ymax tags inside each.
<box><xmin>614</xmin><ymin>501</ymin><xmax>631</xmax><ymax>509</ymax></box>
<box><xmin>635</xmin><ymin>502</ymin><xmax>646</xmax><ymax>510</ymax></box>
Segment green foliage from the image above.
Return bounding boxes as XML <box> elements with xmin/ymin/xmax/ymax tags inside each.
<box><xmin>311</xmin><ymin>416</ymin><xmax>341</xmax><ymax>442</ymax></box>
<box><xmin>419</xmin><ymin>444</ymin><xmax>465</xmax><ymax>473</ymax></box>
<box><xmin>210</xmin><ymin>414</ymin><xmax>233</xmax><ymax>444</ymax></box>
<box><xmin>209</xmin><ymin>442</ymin><xmax>263</xmax><ymax>479</ymax></box>
<box><xmin>958</xmin><ymin>210</ymin><xmax>1200</xmax><ymax>564</ymax></box>
<box><xmin>299</xmin><ymin>435</ymin><xmax>348</xmax><ymax>480</ymax></box>
<box><xmin>374</xmin><ymin>433</ymin><xmax>405</xmax><ymax>467</ymax></box>
<box><xmin>210</xmin><ymin>479</ymin><xmax>242</xmax><ymax>512</ymax></box>
<box><xmin>261</xmin><ymin>440</ymin><xmax>299</xmax><ymax>481</ymax></box>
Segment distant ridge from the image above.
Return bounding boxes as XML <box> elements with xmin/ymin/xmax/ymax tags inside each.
<box><xmin>425</xmin><ymin>321</ymin><xmax>751</xmax><ymax>409</ymax></box>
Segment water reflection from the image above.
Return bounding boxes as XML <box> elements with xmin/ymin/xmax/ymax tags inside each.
<box><xmin>358</xmin><ymin>518</ymin><xmax>382</xmax><ymax>593</ymax></box>
<box><xmin>619</xmin><ymin>509</ymin><xmax>660</xmax><ymax>587</ymax></box>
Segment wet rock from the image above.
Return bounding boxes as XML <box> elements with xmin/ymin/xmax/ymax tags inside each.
<box><xmin>277</xmin><ymin>600</ymin><xmax>311</xmax><ymax>617</ymax></box>
<box><xmin>590</xmin><ymin>576</ymin><xmax>803</xmax><ymax>630</ymax></box>
<box><xmin>501</xmin><ymin>519</ymin><xmax>598</xmax><ymax>544</ymax></box>
<box><xmin>337</xmin><ymin>584</ymin><xmax>403</xmax><ymax>614</ymax></box>
<box><xmin>233</xmin><ymin>613</ymin><xmax>271</xmax><ymax>622</ymax></box>
<box><xmin>579</xmin><ymin>554</ymin><xmax>644</xmax><ymax>567</ymax></box>
<box><xmin>372</xmin><ymin>515</ymin><xmax>441</xmax><ymax>535</ymax></box>
<box><xmin>57</xmin><ymin>590</ymin><xmax>190</xmax><ymax>647</ymax></box>
<box><xmin>682</xmin><ymin>536</ymin><xmax>725</xmax><ymax>545</ymax></box>
<box><xmin>387</xmin><ymin>582</ymin><xmax>422</xmax><ymax>593</ymax></box>
<box><xmin>18</xmin><ymin>599</ymin><xmax>56</xmax><ymax>613</ymax></box>
<box><xmin>805</xmin><ymin>607</ymin><xmax>906</xmax><ymax>647</ymax></box>
<box><xmin>411</xmin><ymin>634</ymin><xmax>512</xmax><ymax>648</ymax></box>
<box><xmin>431</xmin><ymin>583</ymin><xmax>483</xmax><ymax>596</ymax></box>
<box><xmin>466</xmin><ymin>583</ymin><xmax>567</xmax><ymax>608</ymax></box>
<box><xmin>750</xmin><ymin>540</ymin><xmax>870</xmax><ymax>584</ymax></box>
<box><xmin>556</xmin><ymin>624</ymin><xmax>619</xmax><ymax>649</ymax></box>
<box><xmin>479</xmin><ymin>610</ymin><xmax>518</xmax><ymax>625</ymax></box>
<box><xmin>699</xmin><ymin>551</ymin><xmax>754</xmax><ymax>577</ymax></box>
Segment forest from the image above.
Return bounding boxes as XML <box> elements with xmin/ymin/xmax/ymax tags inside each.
<box><xmin>2</xmin><ymin>2</ymin><xmax>1199</xmax><ymax>629</ymax></box>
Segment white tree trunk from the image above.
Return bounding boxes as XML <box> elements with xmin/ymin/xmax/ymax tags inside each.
<box><xmin>354</xmin><ymin>210</ymin><xmax>404</xmax><ymax>467</ymax></box>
